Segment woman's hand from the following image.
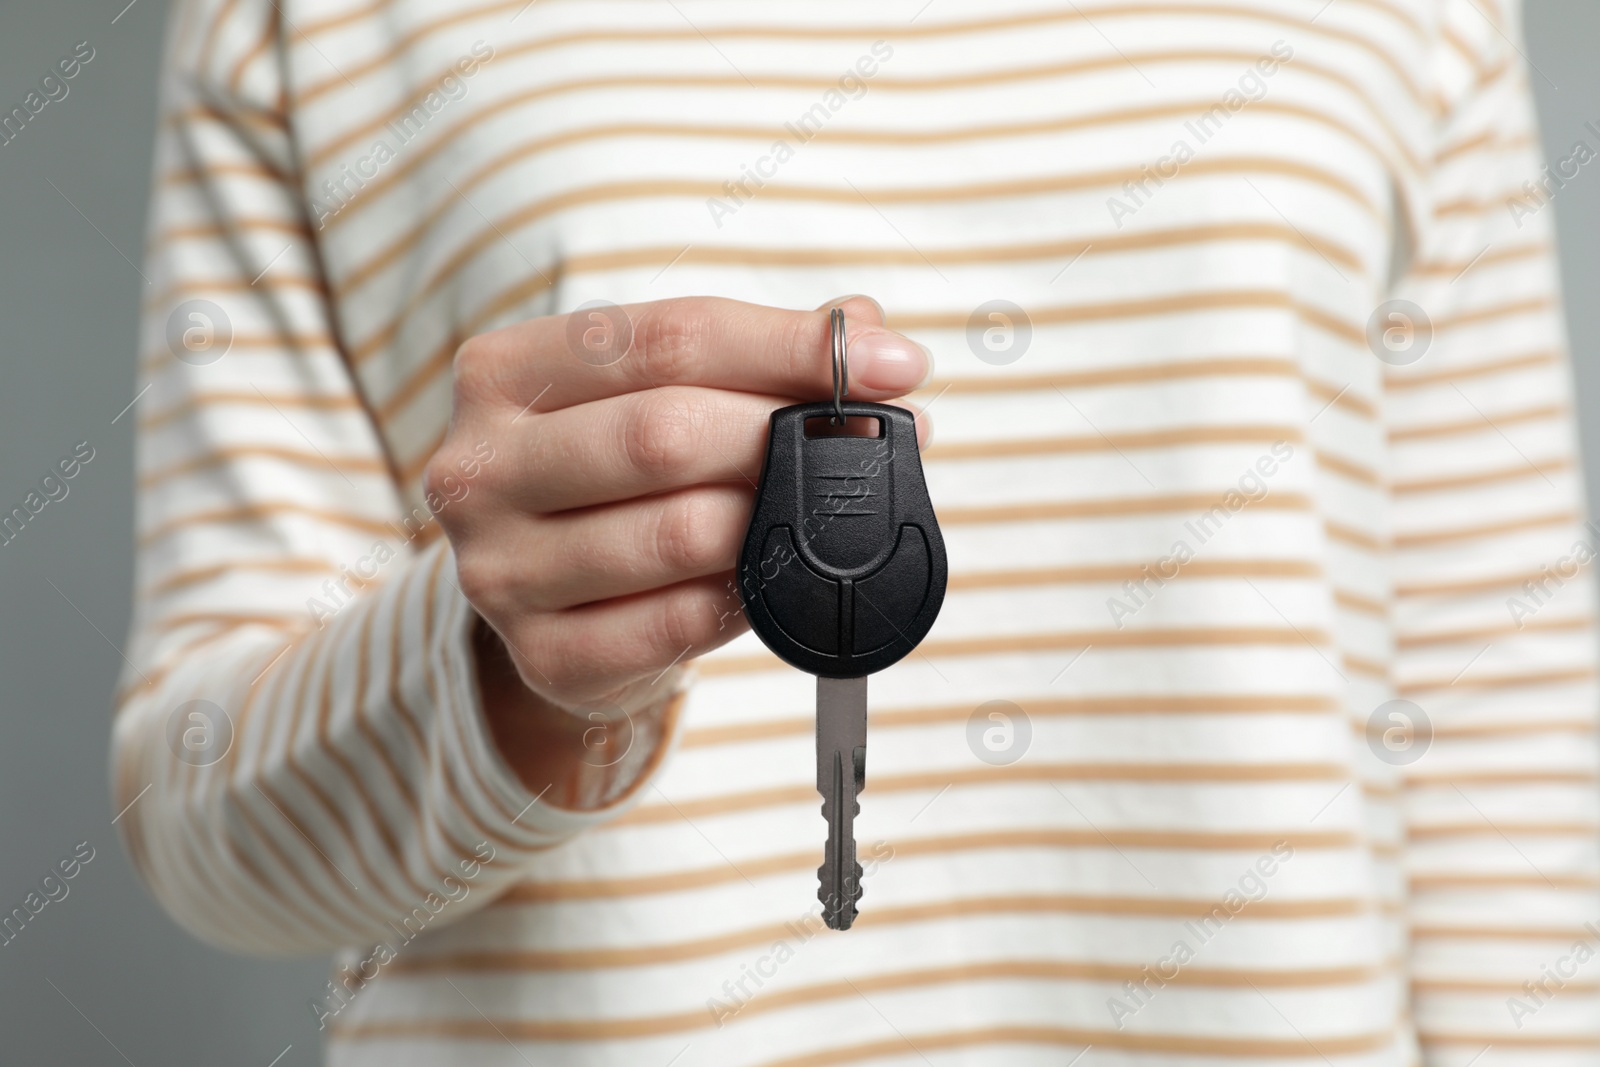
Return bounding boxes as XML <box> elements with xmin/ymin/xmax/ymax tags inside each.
<box><xmin>426</xmin><ymin>295</ymin><xmax>930</xmax><ymax>793</ymax></box>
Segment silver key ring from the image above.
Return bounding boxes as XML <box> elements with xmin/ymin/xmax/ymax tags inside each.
<box><xmin>830</xmin><ymin>306</ymin><xmax>848</xmax><ymax>426</ymax></box>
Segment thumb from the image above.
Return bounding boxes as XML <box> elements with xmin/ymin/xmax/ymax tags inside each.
<box><xmin>815</xmin><ymin>294</ymin><xmax>886</xmax><ymax>328</ymax></box>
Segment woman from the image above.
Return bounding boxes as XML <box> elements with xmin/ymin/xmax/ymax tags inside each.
<box><xmin>116</xmin><ymin>0</ymin><xmax>1599</xmax><ymax>1063</ymax></box>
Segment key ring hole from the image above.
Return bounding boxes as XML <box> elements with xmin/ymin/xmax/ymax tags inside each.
<box><xmin>830</xmin><ymin>306</ymin><xmax>848</xmax><ymax>425</ymax></box>
<box><xmin>805</xmin><ymin>415</ymin><xmax>883</xmax><ymax>439</ymax></box>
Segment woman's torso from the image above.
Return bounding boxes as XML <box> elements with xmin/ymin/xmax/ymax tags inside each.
<box><xmin>292</xmin><ymin>2</ymin><xmax>1430</xmax><ymax>1062</ymax></box>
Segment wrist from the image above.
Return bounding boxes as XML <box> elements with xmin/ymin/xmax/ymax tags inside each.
<box><xmin>470</xmin><ymin>616</ymin><xmax>675</xmax><ymax>811</ymax></box>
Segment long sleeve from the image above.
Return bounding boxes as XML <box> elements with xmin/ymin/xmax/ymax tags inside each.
<box><xmin>1388</xmin><ymin>0</ymin><xmax>1600</xmax><ymax>1055</ymax></box>
<box><xmin>111</xmin><ymin>0</ymin><xmax>677</xmax><ymax>958</ymax></box>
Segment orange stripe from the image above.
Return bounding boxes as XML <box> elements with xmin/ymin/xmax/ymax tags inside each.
<box><xmin>1394</xmin><ymin>457</ymin><xmax>1572</xmax><ymax>495</ymax></box>
<box><xmin>143</xmin><ymin>275</ymin><xmax>328</xmax><ymax>309</ymax></box>
<box><xmin>423</xmin><ymin>892</ymin><xmax>1370</xmax><ymax>969</ymax></box>
<box><xmin>138</xmin><ymin>447</ymin><xmax>387</xmax><ymax>489</ymax></box>
<box><xmin>195</xmin><ymin>0</ymin><xmax>243</xmax><ymax>89</ymax></box>
<box><xmin>1396</xmin><ymin>615</ymin><xmax>1593</xmax><ymax>648</ymax></box>
<box><xmin>138</xmin><ymin>503</ymin><xmax>398</xmax><ymax>549</ymax></box>
<box><xmin>334</xmin><ymin>958</ymin><xmax>1386</xmax><ymax>1041</ymax></box>
<box><xmin>756</xmin><ymin>1022</ymin><xmax>1395</xmax><ymax>1063</ymax></box>
<box><xmin>923</xmin><ymin>423</ymin><xmax>1303</xmax><ymax>462</ymax></box>
<box><xmin>1413</xmin><ymin>924</ymin><xmax>1600</xmax><ymax>941</ymax></box>
<box><xmin>330</xmin><ymin>1018</ymin><xmax>1397</xmax><ymax>1059</ymax></box>
<box><xmin>1419</xmin><ymin>1033</ymin><xmax>1600</xmax><ymax>1050</ymax></box>
<box><xmin>946</xmin><ymin>559</ymin><xmax>1325</xmax><ymax>592</ymax></box>
<box><xmin>1316</xmin><ymin>449</ymin><xmax>1383</xmax><ymax>488</ymax></box>
<box><xmin>500</xmin><ymin>824</ymin><xmax>1352</xmax><ymax>900</ymax></box>
<box><xmin>922</xmin><ymin>355</ymin><xmax>1317</xmax><ymax>396</ymax></box>
<box><xmin>169</xmin><ymin>100</ymin><xmax>289</xmax><ymax>133</ymax></box>
<box><xmin>161</xmin><ymin>160</ymin><xmax>287</xmax><ymax>185</ymax></box>
<box><xmin>225</xmin><ymin>5</ymin><xmax>277</xmax><ymax>96</ymax></box>
<box><xmin>1411</xmin><ymin>240</ymin><xmax>1548</xmax><ymax>277</ymax></box>
<box><xmin>892</xmin><ymin>290</ymin><xmax>1361</xmax><ymax>341</ymax></box>
<box><xmin>939</xmin><ymin>491</ymin><xmax>1317</xmax><ymax>526</ymax></box>
<box><xmin>1395</xmin><ymin>511</ymin><xmax>1579</xmax><ymax>550</ymax></box>
<box><xmin>1397</xmin><ymin>562</ymin><xmax>1591</xmax><ymax>598</ymax></box>
<box><xmin>1335</xmin><ymin>589</ymin><xmax>1387</xmax><ymax>615</ymax></box>
<box><xmin>1438</xmin><ymin>297</ymin><xmax>1559</xmax><ymax>331</ymax></box>
<box><xmin>148</xmin><ymin>611</ymin><xmax>299</xmax><ymax>633</ymax></box>
<box><xmin>1389</xmin><ymin>403</ymin><xmax>1567</xmax><ymax>441</ymax></box>
<box><xmin>683</xmin><ymin>693</ymin><xmax>1337</xmax><ymax>748</ymax></box>
<box><xmin>146</xmin><ymin>559</ymin><xmax>345</xmax><ymax>597</ymax></box>
<box><xmin>1343</xmin><ymin>653</ymin><xmax>1389</xmax><ymax>680</ymax></box>
<box><xmin>140</xmin><ymin>335</ymin><xmax>341</xmax><ymax>375</ymax></box>
<box><xmin>1410</xmin><ymin>821</ymin><xmax>1599</xmax><ymax>839</ymax></box>
<box><xmin>1325</xmin><ymin>519</ymin><xmax>1385</xmax><ymax>552</ymax></box>
<box><xmin>617</xmin><ymin>766</ymin><xmax>1349</xmax><ymax>827</ymax></box>
<box><xmin>1428</xmin><ymin>718</ymin><xmax>1596</xmax><ymax>739</ymax></box>
<box><xmin>1416</xmin><ymin>976</ymin><xmax>1600</xmax><ymax>993</ymax></box>
<box><xmin>1405</xmin><ymin>768</ymin><xmax>1597</xmax><ymax>786</ymax></box>
<box><xmin>920</xmin><ymin>357</ymin><xmax>1355</xmax><ymax>413</ymax></box>
<box><xmin>700</xmin><ymin>624</ymin><xmax>1336</xmax><ymax>677</ymax></box>
<box><xmin>1385</xmin><ymin>349</ymin><xmax>1558</xmax><ymax>390</ymax></box>
<box><xmin>153</xmin><ymin>218</ymin><xmax>311</xmax><ymax>243</ymax></box>
<box><xmin>1401</xmin><ymin>666</ymin><xmax>1598</xmax><ymax>694</ymax></box>
<box><xmin>141</xmin><ymin>391</ymin><xmax>363</xmax><ymax>433</ymax></box>
<box><xmin>295</xmin><ymin>0</ymin><xmax>389</xmax><ymax>36</ymax></box>
<box><xmin>1433</xmin><ymin>128</ymin><xmax>1493</xmax><ymax>165</ymax></box>
<box><xmin>115</xmin><ymin>634</ymin><xmax>288</xmax><ymax>713</ymax></box>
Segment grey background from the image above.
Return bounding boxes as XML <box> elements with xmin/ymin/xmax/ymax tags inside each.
<box><xmin>0</xmin><ymin>2</ymin><xmax>1594</xmax><ymax>1064</ymax></box>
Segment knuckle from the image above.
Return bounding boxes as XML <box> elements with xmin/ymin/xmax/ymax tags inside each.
<box><xmin>453</xmin><ymin>551</ymin><xmax>497</xmax><ymax>610</ymax></box>
<box><xmin>553</xmin><ymin>650</ymin><xmax>616</xmax><ymax>708</ymax></box>
<box><xmin>512</xmin><ymin>622</ymin><xmax>575</xmax><ymax>695</ymax></box>
<box><xmin>450</xmin><ymin>331</ymin><xmax>515</xmax><ymax>410</ymax></box>
<box><xmin>534</xmin><ymin>647</ymin><xmax>583</xmax><ymax>697</ymax></box>
<box><xmin>516</xmin><ymin>547</ymin><xmax>559</xmax><ymax>612</ymax></box>
<box><xmin>450</xmin><ymin>336</ymin><xmax>489</xmax><ymax>400</ymax></box>
<box><xmin>653</xmin><ymin>493</ymin><xmax>717</xmax><ymax>575</ymax></box>
<box><xmin>421</xmin><ymin>454</ymin><xmax>457</xmax><ymax>512</ymax></box>
<box><xmin>774</xmin><ymin>310</ymin><xmax>818</xmax><ymax>380</ymax></box>
<box><xmin>657</xmin><ymin>585</ymin><xmax>707</xmax><ymax>657</ymax></box>
<box><xmin>549</xmin><ymin>520</ymin><xmax>601</xmax><ymax>582</ymax></box>
<box><xmin>631</xmin><ymin>298</ymin><xmax>713</xmax><ymax>383</ymax></box>
<box><xmin>623</xmin><ymin>393</ymin><xmax>696</xmax><ymax>480</ymax></box>
<box><xmin>421</xmin><ymin>446</ymin><xmax>483</xmax><ymax>518</ymax></box>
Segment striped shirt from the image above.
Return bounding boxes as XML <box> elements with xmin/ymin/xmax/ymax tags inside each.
<box><xmin>114</xmin><ymin>0</ymin><xmax>1600</xmax><ymax>1063</ymax></box>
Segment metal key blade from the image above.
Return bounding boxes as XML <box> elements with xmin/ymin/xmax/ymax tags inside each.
<box><xmin>817</xmin><ymin>675</ymin><xmax>868</xmax><ymax>930</ymax></box>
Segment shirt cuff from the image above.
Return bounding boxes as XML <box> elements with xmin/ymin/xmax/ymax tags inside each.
<box><xmin>424</xmin><ymin>537</ymin><xmax>687</xmax><ymax>851</ymax></box>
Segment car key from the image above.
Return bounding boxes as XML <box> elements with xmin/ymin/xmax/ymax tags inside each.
<box><xmin>737</xmin><ymin>309</ymin><xmax>946</xmax><ymax>930</ymax></box>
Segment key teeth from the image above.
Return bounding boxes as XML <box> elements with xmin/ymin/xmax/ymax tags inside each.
<box><xmin>819</xmin><ymin>861</ymin><xmax>864</xmax><ymax>930</ymax></box>
<box><xmin>818</xmin><ymin>789</ymin><xmax>864</xmax><ymax>931</ymax></box>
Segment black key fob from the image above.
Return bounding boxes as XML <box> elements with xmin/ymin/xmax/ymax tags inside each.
<box><xmin>737</xmin><ymin>400</ymin><xmax>946</xmax><ymax>678</ymax></box>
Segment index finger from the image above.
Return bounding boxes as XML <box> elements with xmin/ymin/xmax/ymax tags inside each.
<box><xmin>480</xmin><ymin>296</ymin><xmax>933</xmax><ymax>415</ymax></box>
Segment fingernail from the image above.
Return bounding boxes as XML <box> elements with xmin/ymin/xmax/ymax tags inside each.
<box><xmin>835</xmin><ymin>293</ymin><xmax>885</xmax><ymax>321</ymax></box>
<box><xmin>850</xmin><ymin>329</ymin><xmax>931</xmax><ymax>393</ymax></box>
<box><xmin>914</xmin><ymin>343</ymin><xmax>935</xmax><ymax>390</ymax></box>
